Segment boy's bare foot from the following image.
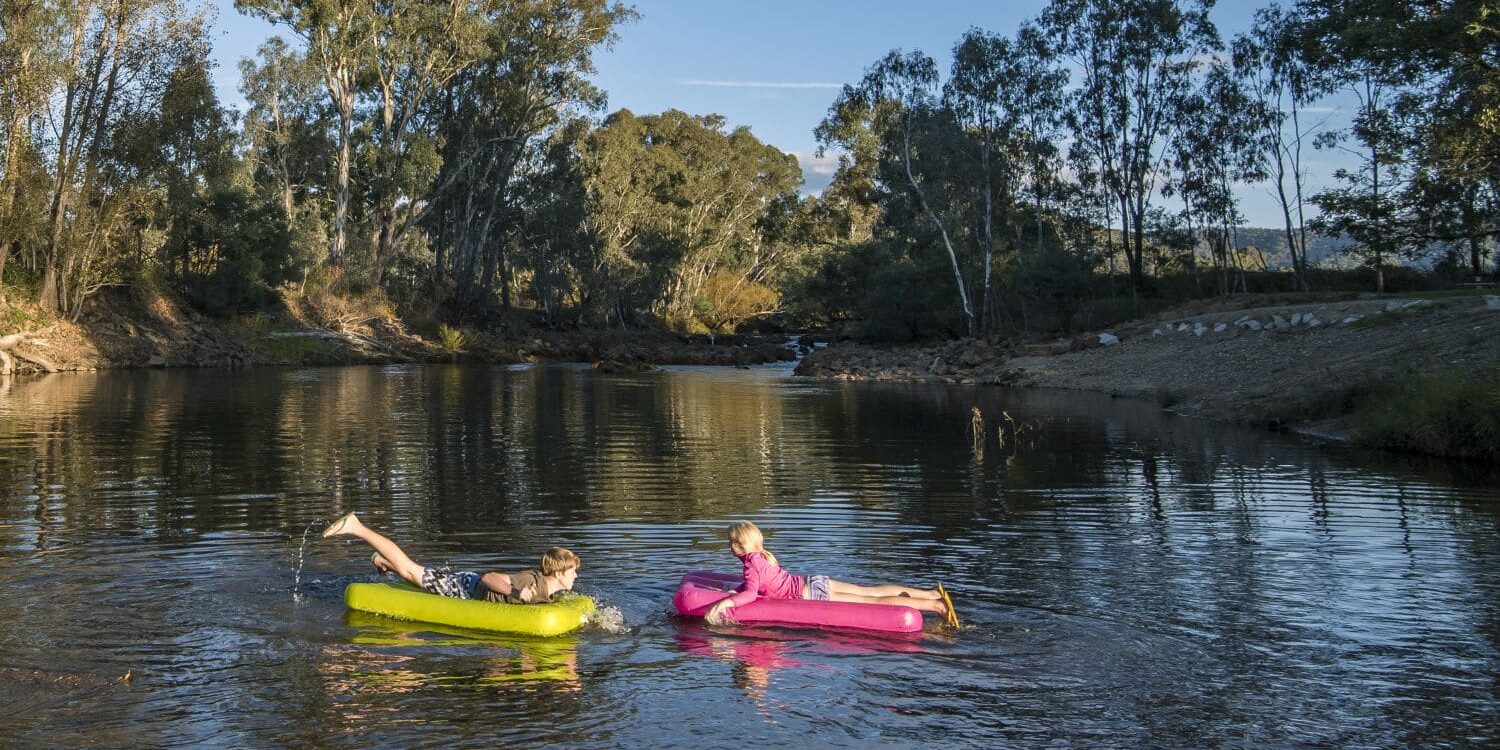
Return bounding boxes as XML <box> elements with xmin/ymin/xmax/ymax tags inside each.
<box><xmin>322</xmin><ymin>511</ymin><xmax>360</xmax><ymax>538</ymax></box>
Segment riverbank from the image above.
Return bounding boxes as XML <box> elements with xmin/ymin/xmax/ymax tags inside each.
<box><xmin>795</xmin><ymin>292</ymin><xmax>1500</xmax><ymax>456</ymax></box>
<box><xmin>6</xmin><ymin>287</ymin><xmax>1496</xmax><ymax>458</ymax></box>
<box><xmin>0</xmin><ymin>288</ymin><xmax>795</xmax><ymax>376</ymax></box>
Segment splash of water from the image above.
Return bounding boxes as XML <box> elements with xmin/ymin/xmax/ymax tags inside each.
<box><xmin>291</xmin><ymin>520</ymin><xmax>321</xmax><ymax>603</ymax></box>
<box><xmin>584</xmin><ymin>605</ymin><xmax>628</xmax><ymax>634</ymax></box>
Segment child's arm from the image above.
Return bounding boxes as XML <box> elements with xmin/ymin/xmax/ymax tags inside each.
<box><xmin>706</xmin><ymin>561</ymin><xmax>760</xmax><ymax>624</ymax></box>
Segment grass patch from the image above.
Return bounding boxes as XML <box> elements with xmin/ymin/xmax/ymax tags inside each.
<box><xmin>1349</xmin><ymin>367</ymin><xmax>1500</xmax><ymax>460</ymax></box>
<box><xmin>2</xmin><ymin>303</ymin><xmax>42</xmax><ymax>331</ymax></box>
<box><xmin>255</xmin><ymin>334</ymin><xmax>343</xmax><ymax>364</ymax></box>
<box><xmin>1397</xmin><ymin>288</ymin><xmax>1497</xmax><ymax>299</ymax></box>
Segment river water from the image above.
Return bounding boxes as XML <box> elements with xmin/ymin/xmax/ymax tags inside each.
<box><xmin>0</xmin><ymin>364</ymin><xmax>1496</xmax><ymax>749</ymax></box>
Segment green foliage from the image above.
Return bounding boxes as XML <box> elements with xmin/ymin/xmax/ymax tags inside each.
<box><xmin>436</xmin><ymin>324</ymin><xmax>466</xmax><ymax>353</ymax></box>
<box><xmin>526</xmin><ymin>108</ymin><xmax>805</xmax><ymax>329</ymax></box>
<box><xmin>857</xmin><ymin>245</ymin><xmax>965</xmax><ymax>341</ymax></box>
<box><xmin>174</xmin><ymin>189</ymin><xmax>297</xmax><ymax>317</ymax></box>
<box><xmin>2</xmin><ymin>302</ymin><xmax>40</xmax><ymax>332</ymax></box>
<box><xmin>1351</xmin><ymin>368</ymin><xmax>1500</xmax><ymax>460</ymax></box>
<box><xmin>1017</xmin><ymin>243</ymin><xmax>1097</xmax><ymax>332</ymax></box>
<box><xmin>692</xmin><ymin>272</ymin><xmax>780</xmax><ymax>333</ymax></box>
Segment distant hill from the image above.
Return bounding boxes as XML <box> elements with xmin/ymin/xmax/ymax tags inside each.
<box><xmin>1226</xmin><ymin>227</ymin><xmax>1468</xmax><ymax>270</ymax></box>
<box><xmin>1227</xmin><ymin>227</ymin><xmax>1355</xmax><ymax>269</ymax></box>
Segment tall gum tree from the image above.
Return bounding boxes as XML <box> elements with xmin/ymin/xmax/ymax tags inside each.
<box><xmin>0</xmin><ymin>0</ymin><xmax>63</xmax><ymax>296</ymax></box>
<box><xmin>236</xmin><ymin>0</ymin><xmax>372</xmax><ymax>269</ymax></box>
<box><xmin>1231</xmin><ymin>7</ymin><xmax>1331</xmax><ymax>292</ymax></box>
<box><xmin>37</xmin><ymin>0</ymin><xmax>208</xmax><ymax>316</ymax></box>
<box><xmin>426</xmin><ymin>0</ymin><xmax>632</xmax><ymax>313</ymax></box>
<box><xmin>1042</xmin><ymin>0</ymin><xmax>1219</xmax><ymax>302</ymax></box>
<box><xmin>821</xmin><ymin>50</ymin><xmax>978</xmax><ymax>336</ymax></box>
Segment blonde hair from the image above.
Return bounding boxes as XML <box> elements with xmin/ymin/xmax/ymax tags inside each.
<box><xmin>541</xmin><ymin>547</ymin><xmax>581</xmax><ymax>576</ymax></box>
<box><xmin>727</xmin><ymin>521</ymin><xmax>778</xmax><ymax>567</ymax></box>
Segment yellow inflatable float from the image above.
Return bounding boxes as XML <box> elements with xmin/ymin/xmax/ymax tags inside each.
<box><xmin>345</xmin><ymin>582</ymin><xmax>594</xmax><ymax>637</ymax></box>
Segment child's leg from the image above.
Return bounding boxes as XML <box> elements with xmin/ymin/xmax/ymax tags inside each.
<box><xmin>826</xmin><ymin>588</ymin><xmax>948</xmax><ymax>616</ymax></box>
<box><xmin>827</xmin><ymin>579</ymin><xmax>941</xmax><ymax>600</ymax></box>
<box><xmin>322</xmin><ymin>512</ymin><xmax>426</xmax><ymax>586</ymax></box>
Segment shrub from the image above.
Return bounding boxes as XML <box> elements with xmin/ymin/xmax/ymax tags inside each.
<box><xmin>437</xmin><ymin>323</ymin><xmax>466</xmax><ymax>353</ymax></box>
<box><xmin>1350</xmin><ymin>368</ymin><xmax>1500</xmax><ymax>460</ymax></box>
<box><xmin>694</xmin><ymin>272</ymin><xmax>779</xmax><ymax>333</ymax></box>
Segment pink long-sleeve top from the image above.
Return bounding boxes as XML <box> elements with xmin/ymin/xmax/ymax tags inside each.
<box><xmin>725</xmin><ymin>551</ymin><xmax>805</xmax><ymax>607</ymax></box>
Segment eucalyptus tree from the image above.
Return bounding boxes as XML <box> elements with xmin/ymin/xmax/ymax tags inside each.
<box><xmin>1398</xmin><ymin>158</ymin><xmax>1498</xmax><ymax>278</ymax></box>
<box><xmin>239</xmin><ymin>37</ymin><xmax>331</xmax><ymax>224</ymax></box>
<box><xmin>1290</xmin><ymin>0</ymin><xmax>1499</xmax><ymax>290</ymax></box>
<box><xmin>944</xmin><ymin>24</ymin><xmax>1068</xmax><ymax>330</ymax></box>
<box><xmin>572</xmin><ymin>109</ymin><xmax>803</xmax><ymax>329</ymax></box>
<box><xmin>0</xmin><ymin>0</ymin><xmax>63</xmax><ymax>294</ymax></box>
<box><xmin>1296</xmin><ymin>0</ymin><xmax>1418</xmax><ymax>292</ymax></box>
<box><xmin>1168</xmin><ymin>63</ymin><xmax>1267</xmax><ymax>295</ymax></box>
<box><xmin>236</xmin><ymin>0</ymin><xmax>372</xmax><ymax>269</ymax></box>
<box><xmin>35</xmin><ymin>0</ymin><xmax>212</xmax><ymax>317</ymax></box>
<box><xmin>944</xmin><ymin>29</ymin><xmax>1016</xmax><ymax>326</ymax></box>
<box><xmin>517</xmin><ymin>118</ymin><xmax>590</xmax><ymax>324</ymax></box>
<box><xmin>136</xmin><ymin>50</ymin><xmax>239</xmax><ymax>281</ymax></box>
<box><xmin>361</xmin><ymin>0</ymin><xmax>490</xmax><ymax>284</ymax></box>
<box><xmin>1231</xmin><ymin>6</ymin><xmax>1330</xmax><ymax>291</ymax></box>
<box><xmin>1042</xmin><ymin>0</ymin><xmax>1219</xmax><ymax>301</ymax></box>
<box><xmin>140</xmin><ymin>58</ymin><xmax>294</xmax><ymax>315</ymax></box>
<box><xmin>1008</xmin><ymin>23</ymin><xmax>1069</xmax><ymax>259</ymax></box>
<box><xmin>428</xmin><ymin>0</ymin><xmax>632</xmax><ymax>313</ymax></box>
<box><xmin>820</xmin><ymin>50</ymin><xmax>978</xmax><ymax>335</ymax></box>
<box><xmin>1312</xmin><ymin>0</ymin><xmax>1500</xmax><ymax>202</ymax></box>
<box><xmin>1309</xmin><ymin>77</ymin><xmax>1410</xmax><ymax>291</ymax></box>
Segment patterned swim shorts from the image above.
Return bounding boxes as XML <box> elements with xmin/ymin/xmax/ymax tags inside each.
<box><xmin>420</xmin><ymin>567</ymin><xmax>484</xmax><ymax>599</ymax></box>
<box><xmin>806</xmin><ymin>574</ymin><xmax>831</xmax><ymax>601</ymax></box>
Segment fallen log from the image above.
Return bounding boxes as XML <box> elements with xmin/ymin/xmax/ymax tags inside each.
<box><xmin>0</xmin><ymin>325</ymin><xmax>58</xmax><ymax>375</ymax></box>
<box><xmin>10</xmin><ymin>348</ymin><xmax>58</xmax><ymax>372</ymax></box>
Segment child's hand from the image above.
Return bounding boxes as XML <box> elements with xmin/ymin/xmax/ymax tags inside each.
<box><xmin>705</xmin><ymin>600</ymin><xmax>734</xmax><ymax>626</ymax></box>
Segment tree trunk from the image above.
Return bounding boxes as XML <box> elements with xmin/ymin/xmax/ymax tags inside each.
<box><xmin>902</xmin><ymin>117</ymin><xmax>975</xmax><ymax>335</ymax></box>
<box><xmin>331</xmin><ymin>111</ymin><xmax>352</xmax><ymax>267</ymax></box>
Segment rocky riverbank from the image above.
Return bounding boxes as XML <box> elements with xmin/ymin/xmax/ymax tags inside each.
<box><xmin>796</xmin><ymin>293</ymin><xmax>1500</xmax><ymax>441</ymax></box>
<box><xmin>0</xmin><ymin>290</ymin><xmax>796</xmax><ymax>376</ymax></box>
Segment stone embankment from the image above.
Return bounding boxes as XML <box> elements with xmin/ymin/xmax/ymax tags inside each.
<box><xmin>796</xmin><ymin>294</ymin><xmax>1500</xmax><ymax>432</ymax></box>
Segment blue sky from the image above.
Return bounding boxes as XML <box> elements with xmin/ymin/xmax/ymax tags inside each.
<box><xmin>210</xmin><ymin>0</ymin><xmax>1336</xmax><ymax>227</ymax></box>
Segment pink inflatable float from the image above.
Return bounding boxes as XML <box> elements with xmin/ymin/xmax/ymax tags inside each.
<box><xmin>673</xmin><ymin>571</ymin><xmax>924</xmax><ymax>633</ymax></box>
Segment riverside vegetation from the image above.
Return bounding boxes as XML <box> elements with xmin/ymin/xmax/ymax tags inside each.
<box><xmin>1</xmin><ymin>0</ymin><xmax>1496</xmax><ymax>459</ymax></box>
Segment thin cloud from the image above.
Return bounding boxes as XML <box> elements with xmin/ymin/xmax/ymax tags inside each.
<box><xmin>792</xmin><ymin>151</ymin><xmax>840</xmax><ymax>177</ymax></box>
<box><xmin>679</xmin><ymin>79</ymin><xmax>843</xmax><ymax>90</ymax></box>
<box><xmin>791</xmin><ymin>151</ymin><xmax>840</xmax><ymax>194</ymax></box>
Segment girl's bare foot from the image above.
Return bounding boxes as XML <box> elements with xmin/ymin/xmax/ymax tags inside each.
<box><xmin>937</xmin><ymin>583</ymin><xmax>959</xmax><ymax>628</ymax></box>
<box><xmin>322</xmin><ymin>511</ymin><xmax>360</xmax><ymax>538</ymax></box>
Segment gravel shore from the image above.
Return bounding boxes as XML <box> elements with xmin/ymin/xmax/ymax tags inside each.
<box><xmin>796</xmin><ymin>293</ymin><xmax>1500</xmax><ymax>438</ymax></box>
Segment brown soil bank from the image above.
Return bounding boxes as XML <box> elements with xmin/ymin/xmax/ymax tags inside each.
<box><xmin>0</xmin><ymin>290</ymin><xmax>794</xmax><ymax>375</ymax></box>
<box><xmin>796</xmin><ymin>293</ymin><xmax>1500</xmax><ymax>448</ymax></box>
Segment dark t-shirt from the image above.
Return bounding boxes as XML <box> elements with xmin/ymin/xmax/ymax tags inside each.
<box><xmin>483</xmin><ymin>569</ymin><xmax>552</xmax><ymax>604</ymax></box>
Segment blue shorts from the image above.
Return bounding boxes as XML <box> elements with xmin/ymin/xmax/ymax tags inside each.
<box><xmin>806</xmin><ymin>575</ymin><xmax>831</xmax><ymax>601</ymax></box>
<box><xmin>420</xmin><ymin>567</ymin><xmax>484</xmax><ymax>599</ymax></box>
